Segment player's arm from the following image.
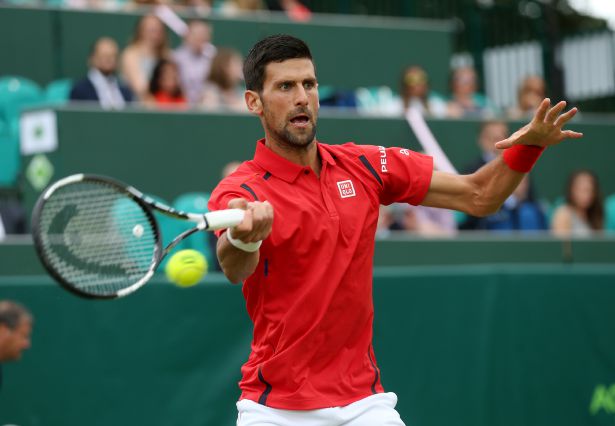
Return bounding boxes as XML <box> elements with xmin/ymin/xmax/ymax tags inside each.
<box><xmin>217</xmin><ymin>198</ymin><xmax>273</xmax><ymax>284</ymax></box>
<box><xmin>421</xmin><ymin>98</ymin><xmax>583</xmax><ymax>216</ymax></box>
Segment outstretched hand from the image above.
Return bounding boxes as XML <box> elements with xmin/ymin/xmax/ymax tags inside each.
<box><xmin>494</xmin><ymin>98</ymin><xmax>583</xmax><ymax>150</ymax></box>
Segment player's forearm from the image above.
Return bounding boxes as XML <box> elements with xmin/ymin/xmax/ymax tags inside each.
<box><xmin>468</xmin><ymin>155</ymin><xmax>525</xmax><ymax>216</ymax></box>
<box><xmin>217</xmin><ymin>233</ymin><xmax>259</xmax><ymax>284</ymax></box>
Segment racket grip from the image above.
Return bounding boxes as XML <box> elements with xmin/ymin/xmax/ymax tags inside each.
<box><xmin>204</xmin><ymin>209</ymin><xmax>245</xmax><ymax>231</ymax></box>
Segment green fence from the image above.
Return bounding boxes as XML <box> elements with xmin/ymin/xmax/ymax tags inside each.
<box><xmin>1</xmin><ymin>265</ymin><xmax>614</xmax><ymax>426</ymax></box>
<box><xmin>17</xmin><ymin>107</ymin><xmax>615</xmax><ymax>218</ymax></box>
<box><xmin>0</xmin><ymin>6</ymin><xmax>453</xmax><ymax>92</ymax></box>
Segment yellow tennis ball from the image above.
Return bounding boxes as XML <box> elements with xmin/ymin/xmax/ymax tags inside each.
<box><xmin>165</xmin><ymin>249</ymin><xmax>208</xmax><ymax>287</ymax></box>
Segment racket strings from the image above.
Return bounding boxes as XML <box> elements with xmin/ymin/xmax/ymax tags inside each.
<box><xmin>37</xmin><ymin>182</ymin><xmax>158</xmax><ymax>296</ymax></box>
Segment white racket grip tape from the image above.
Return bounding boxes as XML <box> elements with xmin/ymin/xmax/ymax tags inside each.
<box><xmin>204</xmin><ymin>209</ymin><xmax>245</xmax><ymax>230</ymax></box>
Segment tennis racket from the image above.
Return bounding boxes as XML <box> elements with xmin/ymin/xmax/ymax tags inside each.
<box><xmin>32</xmin><ymin>174</ymin><xmax>244</xmax><ymax>299</ymax></box>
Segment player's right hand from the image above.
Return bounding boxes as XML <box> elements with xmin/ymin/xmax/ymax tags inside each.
<box><xmin>227</xmin><ymin>198</ymin><xmax>274</xmax><ymax>243</ymax></box>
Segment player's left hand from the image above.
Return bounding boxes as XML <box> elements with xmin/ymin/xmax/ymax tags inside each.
<box><xmin>495</xmin><ymin>98</ymin><xmax>583</xmax><ymax>149</ymax></box>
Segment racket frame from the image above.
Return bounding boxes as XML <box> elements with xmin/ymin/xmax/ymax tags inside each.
<box><xmin>31</xmin><ymin>173</ymin><xmax>238</xmax><ymax>299</ymax></box>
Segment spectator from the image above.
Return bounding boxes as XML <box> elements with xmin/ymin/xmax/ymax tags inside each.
<box><xmin>399</xmin><ymin>65</ymin><xmax>447</xmax><ymax>118</ymax></box>
<box><xmin>218</xmin><ymin>0</ymin><xmax>265</xmax><ymax>15</ymax></box>
<box><xmin>447</xmin><ymin>66</ymin><xmax>494</xmax><ymax>118</ymax></box>
<box><xmin>0</xmin><ymin>195</ymin><xmax>27</xmax><ymax>239</ymax></box>
<box><xmin>147</xmin><ymin>59</ymin><xmax>187</xmax><ymax>107</ymax></box>
<box><xmin>201</xmin><ymin>48</ymin><xmax>246</xmax><ymax>111</ymax></box>
<box><xmin>552</xmin><ymin>170</ymin><xmax>604</xmax><ymax>236</ymax></box>
<box><xmin>508</xmin><ymin>75</ymin><xmax>546</xmax><ymax>119</ymax></box>
<box><xmin>464</xmin><ymin>119</ymin><xmax>508</xmax><ymax>173</ymax></box>
<box><xmin>70</xmin><ymin>37</ymin><xmax>134</xmax><ymax>109</ymax></box>
<box><xmin>173</xmin><ymin>20</ymin><xmax>217</xmax><ymax>105</ymax></box>
<box><xmin>460</xmin><ymin>175</ymin><xmax>547</xmax><ymax>232</ymax></box>
<box><xmin>395</xmin><ymin>203</ymin><xmax>457</xmax><ymax>236</ymax></box>
<box><xmin>121</xmin><ymin>14</ymin><xmax>170</xmax><ymax>100</ymax></box>
<box><xmin>0</xmin><ymin>301</ymin><xmax>33</xmax><ymax>390</ymax></box>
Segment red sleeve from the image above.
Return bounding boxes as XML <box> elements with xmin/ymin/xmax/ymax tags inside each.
<box><xmin>359</xmin><ymin>145</ymin><xmax>433</xmax><ymax>206</ymax></box>
<box><xmin>207</xmin><ymin>183</ymin><xmax>248</xmax><ymax>238</ymax></box>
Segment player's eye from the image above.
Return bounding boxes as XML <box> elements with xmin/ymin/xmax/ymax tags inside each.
<box><xmin>279</xmin><ymin>82</ymin><xmax>291</xmax><ymax>90</ymax></box>
<box><xmin>304</xmin><ymin>81</ymin><xmax>315</xmax><ymax>90</ymax></box>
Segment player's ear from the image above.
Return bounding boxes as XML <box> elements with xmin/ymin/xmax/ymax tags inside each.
<box><xmin>245</xmin><ymin>90</ymin><xmax>263</xmax><ymax>116</ymax></box>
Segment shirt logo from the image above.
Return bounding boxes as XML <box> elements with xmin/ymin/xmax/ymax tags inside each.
<box><xmin>337</xmin><ymin>180</ymin><xmax>356</xmax><ymax>198</ymax></box>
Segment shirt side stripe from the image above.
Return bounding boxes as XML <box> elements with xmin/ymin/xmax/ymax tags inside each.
<box><xmin>257</xmin><ymin>367</ymin><xmax>272</xmax><ymax>405</ymax></box>
<box><xmin>240</xmin><ymin>183</ymin><xmax>259</xmax><ymax>201</ymax></box>
<box><xmin>358</xmin><ymin>155</ymin><xmax>383</xmax><ymax>187</ymax></box>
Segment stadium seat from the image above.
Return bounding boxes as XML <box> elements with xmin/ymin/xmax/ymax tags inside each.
<box><xmin>171</xmin><ymin>192</ymin><xmax>215</xmax><ymax>267</ymax></box>
<box><xmin>0</xmin><ymin>118</ymin><xmax>20</xmax><ymax>187</ymax></box>
<box><xmin>605</xmin><ymin>194</ymin><xmax>615</xmax><ymax>232</ymax></box>
<box><xmin>45</xmin><ymin>79</ymin><xmax>72</xmax><ymax>105</ymax></box>
<box><xmin>0</xmin><ymin>76</ymin><xmax>44</xmax><ymax>137</ymax></box>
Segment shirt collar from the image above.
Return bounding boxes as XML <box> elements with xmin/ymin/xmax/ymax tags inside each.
<box><xmin>253</xmin><ymin>138</ymin><xmax>336</xmax><ymax>183</ymax></box>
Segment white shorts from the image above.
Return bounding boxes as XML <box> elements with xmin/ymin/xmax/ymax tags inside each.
<box><xmin>236</xmin><ymin>392</ymin><xmax>406</xmax><ymax>426</ymax></box>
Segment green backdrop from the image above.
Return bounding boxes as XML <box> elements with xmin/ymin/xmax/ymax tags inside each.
<box><xmin>1</xmin><ymin>265</ymin><xmax>614</xmax><ymax>426</ymax></box>
<box><xmin>0</xmin><ymin>6</ymin><xmax>453</xmax><ymax>92</ymax></box>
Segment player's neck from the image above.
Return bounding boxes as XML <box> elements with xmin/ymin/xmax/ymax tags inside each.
<box><xmin>265</xmin><ymin>136</ymin><xmax>321</xmax><ymax>176</ymax></box>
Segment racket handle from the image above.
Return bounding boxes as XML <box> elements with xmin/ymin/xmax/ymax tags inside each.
<box><xmin>203</xmin><ymin>209</ymin><xmax>245</xmax><ymax>230</ymax></box>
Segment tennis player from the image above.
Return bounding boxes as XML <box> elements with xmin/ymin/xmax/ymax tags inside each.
<box><xmin>208</xmin><ymin>34</ymin><xmax>582</xmax><ymax>426</ymax></box>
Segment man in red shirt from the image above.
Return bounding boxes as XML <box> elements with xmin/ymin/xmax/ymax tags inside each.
<box><xmin>208</xmin><ymin>35</ymin><xmax>581</xmax><ymax>425</ymax></box>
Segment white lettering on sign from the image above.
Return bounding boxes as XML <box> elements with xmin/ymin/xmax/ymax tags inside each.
<box><xmin>378</xmin><ymin>145</ymin><xmax>388</xmax><ymax>173</ymax></box>
<box><xmin>337</xmin><ymin>180</ymin><xmax>356</xmax><ymax>198</ymax></box>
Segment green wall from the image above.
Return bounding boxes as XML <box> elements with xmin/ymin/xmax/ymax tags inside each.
<box><xmin>1</xmin><ymin>265</ymin><xmax>614</xmax><ymax>426</ymax></box>
<box><xmin>18</xmin><ymin>107</ymin><xmax>615</xmax><ymax>216</ymax></box>
<box><xmin>0</xmin><ymin>6</ymin><xmax>453</xmax><ymax>92</ymax></box>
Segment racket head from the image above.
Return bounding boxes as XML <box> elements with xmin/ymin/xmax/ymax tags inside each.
<box><xmin>32</xmin><ymin>174</ymin><xmax>162</xmax><ymax>299</ymax></box>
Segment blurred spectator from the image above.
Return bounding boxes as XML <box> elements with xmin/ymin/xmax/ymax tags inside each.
<box><xmin>147</xmin><ymin>59</ymin><xmax>188</xmax><ymax>107</ymax></box>
<box><xmin>201</xmin><ymin>48</ymin><xmax>246</xmax><ymax>111</ymax></box>
<box><xmin>121</xmin><ymin>14</ymin><xmax>170</xmax><ymax>100</ymax></box>
<box><xmin>507</xmin><ymin>75</ymin><xmax>546</xmax><ymax>119</ymax></box>
<box><xmin>396</xmin><ymin>204</ymin><xmax>457</xmax><ymax>236</ymax></box>
<box><xmin>0</xmin><ymin>301</ymin><xmax>33</xmax><ymax>390</ymax></box>
<box><xmin>464</xmin><ymin>119</ymin><xmax>508</xmax><ymax>173</ymax></box>
<box><xmin>265</xmin><ymin>0</ymin><xmax>312</xmax><ymax>21</ymax></box>
<box><xmin>0</xmin><ymin>195</ymin><xmax>27</xmax><ymax>239</ymax></box>
<box><xmin>551</xmin><ymin>170</ymin><xmax>604</xmax><ymax>236</ymax></box>
<box><xmin>447</xmin><ymin>66</ymin><xmax>494</xmax><ymax>118</ymax></box>
<box><xmin>221</xmin><ymin>160</ymin><xmax>241</xmax><ymax>178</ymax></box>
<box><xmin>461</xmin><ymin>176</ymin><xmax>547</xmax><ymax>232</ymax></box>
<box><xmin>399</xmin><ymin>65</ymin><xmax>447</xmax><ymax>118</ymax></box>
<box><xmin>173</xmin><ymin>20</ymin><xmax>217</xmax><ymax>105</ymax></box>
<box><xmin>70</xmin><ymin>37</ymin><xmax>134</xmax><ymax>109</ymax></box>
<box><xmin>218</xmin><ymin>0</ymin><xmax>265</xmax><ymax>15</ymax></box>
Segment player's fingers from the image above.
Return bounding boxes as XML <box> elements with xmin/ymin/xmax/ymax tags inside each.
<box><xmin>532</xmin><ymin>98</ymin><xmax>550</xmax><ymax>123</ymax></box>
<box><xmin>545</xmin><ymin>100</ymin><xmax>566</xmax><ymax>123</ymax></box>
<box><xmin>231</xmin><ymin>208</ymin><xmax>253</xmax><ymax>237</ymax></box>
<box><xmin>561</xmin><ymin>130</ymin><xmax>584</xmax><ymax>139</ymax></box>
<box><xmin>554</xmin><ymin>107</ymin><xmax>578</xmax><ymax>128</ymax></box>
<box><xmin>228</xmin><ymin>198</ymin><xmax>249</xmax><ymax>210</ymax></box>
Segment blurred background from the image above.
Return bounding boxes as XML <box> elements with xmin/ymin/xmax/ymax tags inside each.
<box><xmin>0</xmin><ymin>1</ymin><xmax>614</xmax><ymax>425</ymax></box>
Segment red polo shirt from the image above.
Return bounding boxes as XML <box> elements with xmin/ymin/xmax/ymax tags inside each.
<box><xmin>208</xmin><ymin>139</ymin><xmax>433</xmax><ymax>410</ymax></box>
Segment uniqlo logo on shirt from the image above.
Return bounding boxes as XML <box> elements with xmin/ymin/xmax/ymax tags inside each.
<box><xmin>337</xmin><ymin>180</ymin><xmax>356</xmax><ymax>198</ymax></box>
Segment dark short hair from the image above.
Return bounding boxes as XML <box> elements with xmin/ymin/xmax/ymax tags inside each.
<box><xmin>0</xmin><ymin>301</ymin><xmax>32</xmax><ymax>330</ymax></box>
<box><xmin>243</xmin><ymin>34</ymin><xmax>313</xmax><ymax>92</ymax></box>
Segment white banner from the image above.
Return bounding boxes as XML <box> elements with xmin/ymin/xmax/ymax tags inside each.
<box><xmin>20</xmin><ymin>109</ymin><xmax>58</xmax><ymax>156</ymax></box>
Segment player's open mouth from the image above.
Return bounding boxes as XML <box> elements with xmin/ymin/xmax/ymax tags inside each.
<box><xmin>290</xmin><ymin>114</ymin><xmax>310</xmax><ymax>128</ymax></box>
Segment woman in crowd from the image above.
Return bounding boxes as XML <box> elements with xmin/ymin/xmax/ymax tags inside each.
<box><xmin>399</xmin><ymin>65</ymin><xmax>447</xmax><ymax>117</ymax></box>
<box><xmin>201</xmin><ymin>47</ymin><xmax>246</xmax><ymax>111</ymax></box>
<box><xmin>147</xmin><ymin>59</ymin><xmax>187</xmax><ymax>107</ymax></box>
<box><xmin>121</xmin><ymin>14</ymin><xmax>170</xmax><ymax>100</ymax></box>
<box><xmin>552</xmin><ymin>170</ymin><xmax>604</xmax><ymax>236</ymax></box>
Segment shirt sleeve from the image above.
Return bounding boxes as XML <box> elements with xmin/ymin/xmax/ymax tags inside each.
<box><xmin>359</xmin><ymin>145</ymin><xmax>434</xmax><ymax>206</ymax></box>
<box><xmin>208</xmin><ymin>183</ymin><xmax>247</xmax><ymax>238</ymax></box>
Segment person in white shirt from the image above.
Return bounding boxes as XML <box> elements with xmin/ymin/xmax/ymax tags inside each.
<box><xmin>173</xmin><ymin>20</ymin><xmax>217</xmax><ymax>106</ymax></box>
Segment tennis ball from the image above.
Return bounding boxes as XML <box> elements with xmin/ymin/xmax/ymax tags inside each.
<box><xmin>165</xmin><ymin>249</ymin><xmax>208</xmax><ymax>287</ymax></box>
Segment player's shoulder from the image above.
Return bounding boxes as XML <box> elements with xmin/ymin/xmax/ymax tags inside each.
<box><xmin>319</xmin><ymin>141</ymin><xmax>380</xmax><ymax>160</ymax></box>
<box><xmin>210</xmin><ymin>160</ymin><xmax>264</xmax><ymax>203</ymax></box>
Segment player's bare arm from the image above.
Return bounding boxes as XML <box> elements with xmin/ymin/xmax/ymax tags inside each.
<box><xmin>217</xmin><ymin>198</ymin><xmax>274</xmax><ymax>284</ymax></box>
<box><xmin>421</xmin><ymin>98</ymin><xmax>583</xmax><ymax>216</ymax></box>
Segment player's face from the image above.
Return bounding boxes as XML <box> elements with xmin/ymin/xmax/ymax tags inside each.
<box><xmin>0</xmin><ymin>319</ymin><xmax>32</xmax><ymax>361</ymax></box>
<box><xmin>255</xmin><ymin>58</ymin><xmax>319</xmax><ymax>149</ymax></box>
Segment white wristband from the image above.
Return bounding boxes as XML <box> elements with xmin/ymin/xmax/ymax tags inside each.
<box><xmin>226</xmin><ymin>228</ymin><xmax>262</xmax><ymax>253</ymax></box>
